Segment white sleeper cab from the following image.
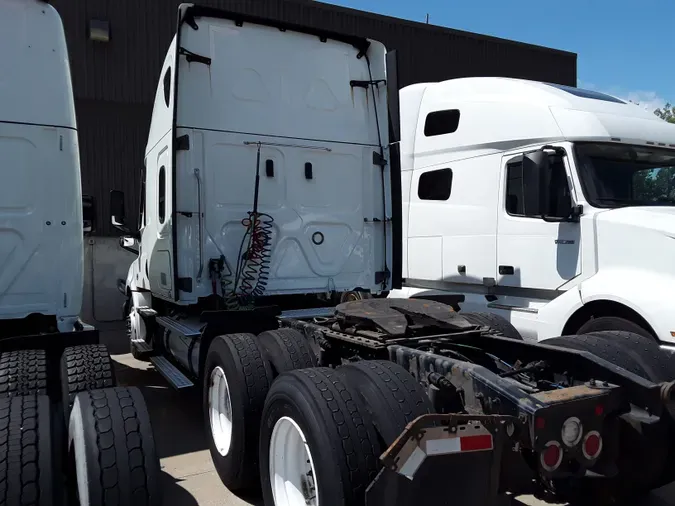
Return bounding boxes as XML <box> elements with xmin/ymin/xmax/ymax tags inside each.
<box><xmin>0</xmin><ymin>0</ymin><xmax>86</xmax><ymax>335</ymax></box>
<box><xmin>0</xmin><ymin>2</ymin><xmax>162</xmax><ymax>504</ymax></box>
<box><xmin>390</xmin><ymin>77</ymin><xmax>675</xmax><ymax>347</ymax></box>
<box><xmin>111</xmin><ymin>5</ymin><xmax>399</xmax><ymax>385</ymax></box>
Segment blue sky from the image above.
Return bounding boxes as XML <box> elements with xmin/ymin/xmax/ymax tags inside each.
<box><xmin>325</xmin><ymin>0</ymin><xmax>673</xmax><ymax>112</ymax></box>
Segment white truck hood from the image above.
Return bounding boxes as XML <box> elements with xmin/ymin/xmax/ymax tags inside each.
<box><xmin>594</xmin><ymin>207</ymin><xmax>675</xmax><ymax>275</ymax></box>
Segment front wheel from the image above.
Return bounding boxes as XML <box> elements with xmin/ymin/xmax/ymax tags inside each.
<box><xmin>125</xmin><ymin>296</ymin><xmax>151</xmax><ymax>362</ymax></box>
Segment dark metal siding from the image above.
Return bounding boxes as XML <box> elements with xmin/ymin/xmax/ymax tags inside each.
<box><xmin>51</xmin><ymin>0</ymin><xmax>577</xmax><ymax>236</ymax></box>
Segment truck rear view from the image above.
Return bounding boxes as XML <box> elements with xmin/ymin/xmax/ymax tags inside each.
<box><xmin>0</xmin><ymin>0</ymin><xmax>84</xmax><ymax>335</ymax></box>
<box><xmin>110</xmin><ymin>6</ymin><xmax>401</xmax><ymax>501</ymax></box>
<box><xmin>0</xmin><ymin>2</ymin><xmax>162</xmax><ymax>505</ymax></box>
<box><xmin>114</xmin><ymin>4</ymin><xmax>398</xmax><ymax>312</ymax></box>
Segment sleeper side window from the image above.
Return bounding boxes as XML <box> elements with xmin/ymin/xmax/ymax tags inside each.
<box><xmin>418</xmin><ymin>168</ymin><xmax>453</xmax><ymax>201</ymax></box>
<box><xmin>158</xmin><ymin>166</ymin><xmax>166</xmax><ymax>224</ymax></box>
<box><xmin>138</xmin><ymin>165</ymin><xmax>146</xmax><ymax>229</ymax></box>
<box><xmin>424</xmin><ymin>109</ymin><xmax>460</xmax><ymax>137</ymax></box>
<box><xmin>163</xmin><ymin>67</ymin><xmax>172</xmax><ymax>108</ymax></box>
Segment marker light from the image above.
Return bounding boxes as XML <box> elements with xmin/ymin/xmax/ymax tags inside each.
<box><xmin>561</xmin><ymin>417</ymin><xmax>583</xmax><ymax>447</ymax></box>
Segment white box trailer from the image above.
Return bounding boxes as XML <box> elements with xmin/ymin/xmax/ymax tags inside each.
<box><xmin>390</xmin><ymin>77</ymin><xmax>675</xmax><ymax>349</ymax></box>
<box><xmin>0</xmin><ymin>1</ymin><xmax>161</xmax><ymax>504</ymax></box>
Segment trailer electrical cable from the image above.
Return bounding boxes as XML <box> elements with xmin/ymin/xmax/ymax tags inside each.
<box><xmin>231</xmin><ymin>142</ymin><xmax>274</xmax><ymax>307</ymax></box>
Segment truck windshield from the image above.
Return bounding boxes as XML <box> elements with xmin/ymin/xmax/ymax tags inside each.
<box><xmin>574</xmin><ymin>142</ymin><xmax>675</xmax><ymax>207</ymax></box>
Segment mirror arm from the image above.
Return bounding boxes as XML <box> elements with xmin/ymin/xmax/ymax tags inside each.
<box><xmin>120</xmin><ymin>244</ymin><xmax>139</xmax><ymax>255</ymax></box>
<box><xmin>113</xmin><ymin>222</ymin><xmax>140</xmax><ymax>239</ymax></box>
<box><xmin>541</xmin><ymin>204</ymin><xmax>583</xmax><ymax>223</ymax></box>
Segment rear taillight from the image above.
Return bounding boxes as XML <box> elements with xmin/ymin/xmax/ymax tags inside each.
<box><xmin>582</xmin><ymin>431</ymin><xmax>602</xmax><ymax>460</ymax></box>
<box><xmin>540</xmin><ymin>440</ymin><xmax>563</xmax><ymax>471</ymax></box>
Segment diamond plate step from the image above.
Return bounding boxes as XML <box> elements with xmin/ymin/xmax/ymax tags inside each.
<box><xmin>150</xmin><ymin>356</ymin><xmax>194</xmax><ymax>389</ymax></box>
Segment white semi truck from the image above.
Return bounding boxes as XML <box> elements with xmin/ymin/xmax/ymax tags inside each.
<box><xmin>390</xmin><ymin>76</ymin><xmax>675</xmax><ymax>347</ymax></box>
<box><xmin>0</xmin><ymin>1</ymin><xmax>161</xmax><ymax>505</ymax></box>
<box><xmin>113</xmin><ymin>4</ymin><xmax>675</xmax><ymax>506</ymax></box>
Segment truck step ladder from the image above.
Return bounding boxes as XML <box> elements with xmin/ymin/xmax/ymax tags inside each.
<box><xmin>155</xmin><ymin>316</ymin><xmax>202</xmax><ymax>337</ymax></box>
<box><xmin>150</xmin><ymin>356</ymin><xmax>194</xmax><ymax>389</ymax></box>
<box><xmin>279</xmin><ymin>307</ymin><xmax>335</xmax><ymax>320</ymax></box>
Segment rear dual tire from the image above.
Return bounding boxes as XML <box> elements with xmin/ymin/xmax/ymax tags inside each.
<box><xmin>259</xmin><ymin>361</ymin><xmax>432</xmax><ymax>506</ymax></box>
<box><xmin>203</xmin><ymin>333</ymin><xmax>273</xmax><ymax>492</ymax></box>
<box><xmin>67</xmin><ymin>387</ymin><xmax>162</xmax><ymax>506</ymax></box>
<box><xmin>203</xmin><ymin>331</ymin><xmax>432</xmax><ymax>505</ymax></box>
<box><xmin>0</xmin><ymin>394</ymin><xmax>53</xmax><ymax>506</ymax></box>
<box><xmin>0</xmin><ymin>350</ymin><xmax>48</xmax><ymax>398</ymax></box>
<box><xmin>60</xmin><ymin>344</ymin><xmax>116</xmax><ymax>425</ymax></box>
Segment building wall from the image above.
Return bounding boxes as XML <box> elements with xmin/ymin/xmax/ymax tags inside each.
<box><xmin>52</xmin><ymin>0</ymin><xmax>577</xmax><ymax>237</ymax></box>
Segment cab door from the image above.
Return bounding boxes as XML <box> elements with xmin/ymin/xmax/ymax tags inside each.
<box><xmin>496</xmin><ymin>149</ymin><xmax>581</xmax><ymax>292</ymax></box>
<box><xmin>146</xmin><ymin>146</ymin><xmax>174</xmax><ymax>299</ymax></box>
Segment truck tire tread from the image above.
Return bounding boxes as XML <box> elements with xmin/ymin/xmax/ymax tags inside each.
<box><xmin>258</xmin><ymin>328</ymin><xmax>316</xmax><ymax>374</ymax></box>
<box><xmin>68</xmin><ymin>387</ymin><xmax>161</xmax><ymax>506</ymax></box>
<box><xmin>61</xmin><ymin>344</ymin><xmax>116</xmax><ymax>422</ymax></box>
<box><xmin>586</xmin><ymin>330</ymin><xmax>675</xmax><ymax>382</ymax></box>
<box><xmin>0</xmin><ymin>394</ymin><xmax>53</xmax><ymax>506</ymax></box>
<box><xmin>203</xmin><ymin>333</ymin><xmax>273</xmax><ymax>491</ymax></box>
<box><xmin>260</xmin><ymin>367</ymin><xmax>381</xmax><ymax>506</ymax></box>
<box><xmin>0</xmin><ymin>350</ymin><xmax>47</xmax><ymax>398</ymax></box>
<box><xmin>459</xmin><ymin>312</ymin><xmax>523</xmax><ymax>340</ymax></box>
<box><xmin>543</xmin><ymin>334</ymin><xmax>658</xmax><ymax>381</ymax></box>
<box><xmin>341</xmin><ymin>360</ymin><xmax>432</xmax><ymax>444</ymax></box>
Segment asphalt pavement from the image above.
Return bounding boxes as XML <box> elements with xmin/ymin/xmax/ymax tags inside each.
<box><xmin>100</xmin><ymin>329</ymin><xmax>675</xmax><ymax>506</ymax></box>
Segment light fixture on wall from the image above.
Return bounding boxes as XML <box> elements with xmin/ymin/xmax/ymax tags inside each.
<box><xmin>89</xmin><ymin>19</ymin><xmax>110</xmax><ymax>42</ymax></box>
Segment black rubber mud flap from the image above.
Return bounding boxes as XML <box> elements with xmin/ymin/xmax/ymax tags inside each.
<box><xmin>0</xmin><ymin>394</ymin><xmax>53</xmax><ymax>506</ymax></box>
<box><xmin>365</xmin><ymin>414</ymin><xmax>514</xmax><ymax>506</ymax></box>
<box><xmin>68</xmin><ymin>387</ymin><xmax>162</xmax><ymax>506</ymax></box>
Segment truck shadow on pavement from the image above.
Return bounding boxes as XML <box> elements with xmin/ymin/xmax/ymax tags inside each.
<box><xmin>161</xmin><ymin>471</ymin><xmax>200</xmax><ymax>506</ymax></box>
<box><xmin>113</xmin><ymin>356</ymin><xmax>207</xmax><ymax>460</ymax></box>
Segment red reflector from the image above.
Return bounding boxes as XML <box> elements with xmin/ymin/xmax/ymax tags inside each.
<box><xmin>540</xmin><ymin>441</ymin><xmax>563</xmax><ymax>471</ymax></box>
<box><xmin>595</xmin><ymin>404</ymin><xmax>604</xmax><ymax>416</ymax></box>
<box><xmin>535</xmin><ymin>417</ymin><xmax>546</xmax><ymax>430</ymax></box>
<box><xmin>459</xmin><ymin>434</ymin><xmax>493</xmax><ymax>452</ymax></box>
<box><xmin>583</xmin><ymin>431</ymin><xmax>602</xmax><ymax>460</ymax></box>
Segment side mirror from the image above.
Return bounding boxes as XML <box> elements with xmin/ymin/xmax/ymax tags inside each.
<box><xmin>119</xmin><ymin>235</ymin><xmax>139</xmax><ymax>256</ymax></box>
<box><xmin>110</xmin><ymin>190</ymin><xmax>126</xmax><ymax>228</ymax></box>
<box><xmin>522</xmin><ymin>150</ymin><xmax>549</xmax><ymax>217</ymax></box>
<box><xmin>82</xmin><ymin>194</ymin><xmax>95</xmax><ymax>235</ymax></box>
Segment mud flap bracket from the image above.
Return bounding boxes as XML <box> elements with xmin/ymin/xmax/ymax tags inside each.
<box><xmin>365</xmin><ymin>413</ymin><xmax>516</xmax><ymax>506</ymax></box>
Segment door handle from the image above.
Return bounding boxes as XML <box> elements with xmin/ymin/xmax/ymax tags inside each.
<box><xmin>499</xmin><ymin>265</ymin><xmax>515</xmax><ymax>275</ymax></box>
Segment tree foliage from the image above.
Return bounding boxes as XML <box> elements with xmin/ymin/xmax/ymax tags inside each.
<box><xmin>629</xmin><ymin>104</ymin><xmax>675</xmax><ymax>202</ymax></box>
<box><xmin>655</xmin><ymin>103</ymin><xmax>675</xmax><ymax>124</ymax></box>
